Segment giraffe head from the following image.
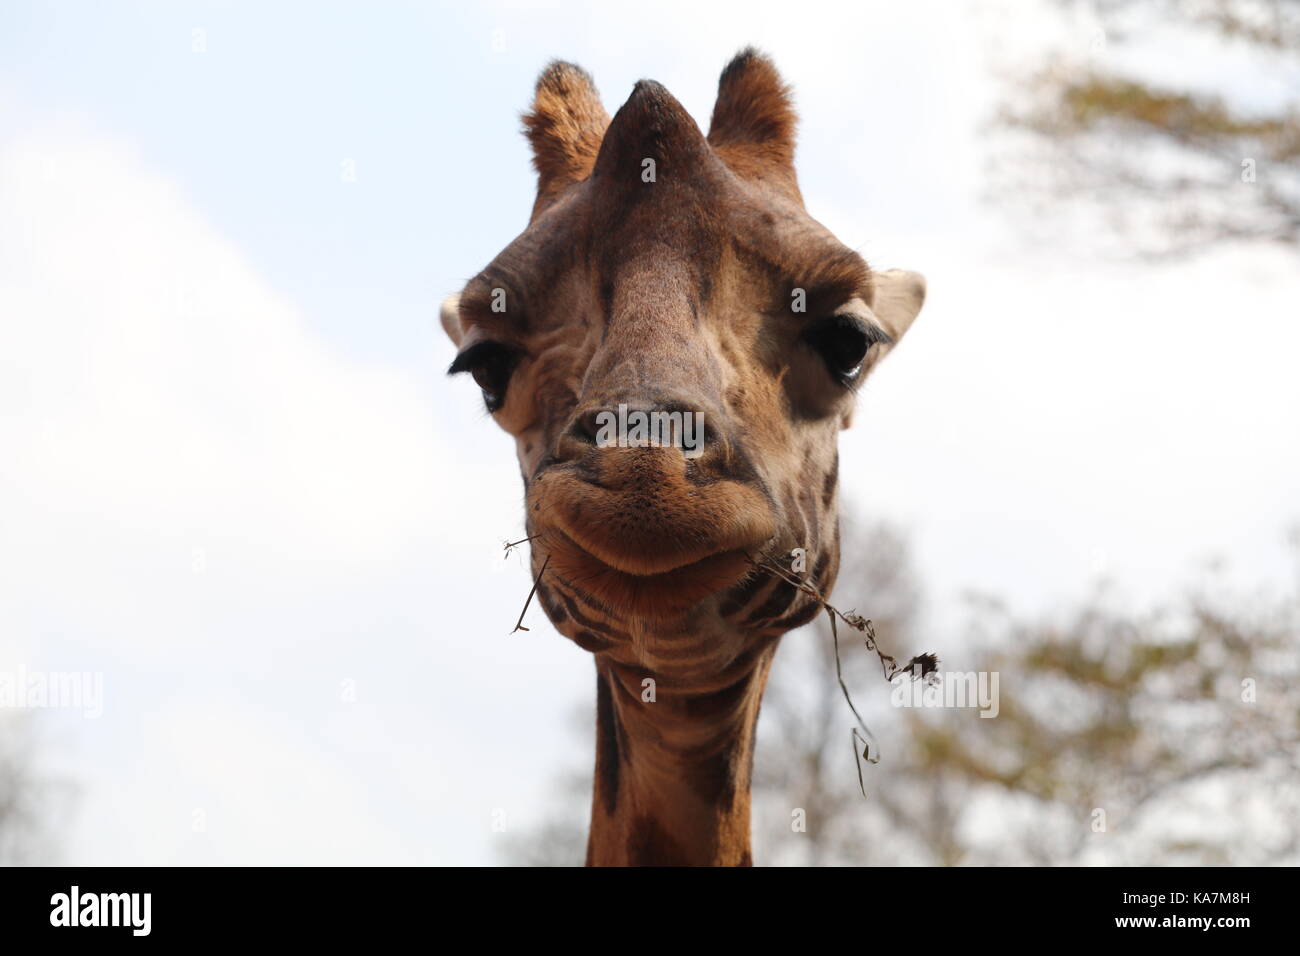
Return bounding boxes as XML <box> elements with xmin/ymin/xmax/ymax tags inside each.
<box><xmin>443</xmin><ymin>50</ymin><xmax>925</xmax><ymax>644</ymax></box>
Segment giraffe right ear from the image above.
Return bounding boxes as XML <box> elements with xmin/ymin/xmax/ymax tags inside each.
<box><xmin>868</xmin><ymin>269</ymin><xmax>926</xmax><ymax>343</ymax></box>
<box><xmin>522</xmin><ymin>61</ymin><xmax>609</xmax><ymax>220</ymax></box>
<box><xmin>440</xmin><ymin>293</ymin><xmax>464</xmax><ymax>346</ymax></box>
<box><xmin>707</xmin><ymin>48</ymin><xmax>800</xmax><ymax>200</ymax></box>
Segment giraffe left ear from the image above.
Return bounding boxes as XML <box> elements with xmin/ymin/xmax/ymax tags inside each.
<box><xmin>869</xmin><ymin>269</ymin><xmax>926</xmax><ymax>343</ymax></box>
<box><xmin>523</xmin><ymin>61</ymin><xmax>609</xmax><ymax>221</ymax></box>
<box><xmin>440</xmin><ymin>293</ymin><xmax>464</xmax><ymax>346</ymax></box>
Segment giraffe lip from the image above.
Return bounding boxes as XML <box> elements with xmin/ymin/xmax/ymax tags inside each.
<box><xmin>530</xmin><ymin>466</ymin><xmax>778</xmax><ymax>577</ymax></box>
<box><xmin>549</xmin><ymin>526</ymin><xmax>749</xmax><ymax>577</ymax></box>
<box><xmin>541</xmin><ymin>529</ymin><xmax>754</xmax><ymax>617</ymax></box>
<box><xmin>555</xmin><ymin>518</ymin><xmax>755</xmax><ymax>576</ymax></box>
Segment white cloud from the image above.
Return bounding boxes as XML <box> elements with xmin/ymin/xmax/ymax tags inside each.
<box><xmin>845</xmin><ymin>238</ymin><xmax>1300</xmax><ymax>624</ymax></box>
<box><xmin>0</xmin><ymin>126</ymin><xmax>589</xmax><ymax>864</ymax></box>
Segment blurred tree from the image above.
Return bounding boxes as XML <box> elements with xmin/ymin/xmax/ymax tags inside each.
<box><xmin>753</xmin><ymin>521</ymin><xmax>1300</xmax><ymax>866</ymax></box>
<box><xmin>751</xmin><ymin>515</ymin><xmax>928</xmax><ymax>866</ymax></box>
<box><xmin>0</xmin><ymin>714</ymin><xmax>67</xmax><ymax>865</ymax></box>
<box><xmin>500</xmin><ymin>720</ymin><xmax>590</xmax><ymax>866</ymax></box>
<box><xmin>504</xmin><ymin>515</ymin><xmax>1300</xmax><ymax>865</ymax></box>
<box><xmin>997</xmin><ymin>0</ymin><xmax>1300</xmax><ymax>256</ymax></box>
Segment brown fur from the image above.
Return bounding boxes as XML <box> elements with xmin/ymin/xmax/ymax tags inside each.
<box><xmin>444</xmin><ymin>49</ymin><xmax>927</xmax><ymax>866</ymax></box>
<box><xmin>708</xmin><ymin>46</ymin><xmax>802</xmax><ymax>201</ymax></box>
<box><xmin>522</xmin><ymin>61</ymin><xmax>610</xmax><ymax>220</ymax></box>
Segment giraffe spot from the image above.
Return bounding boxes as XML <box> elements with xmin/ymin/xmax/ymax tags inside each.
<box><xmin>556</xmin><ymin>586</ymin><xmax>624</xmax><ymax>639</ymax></box>
<box><xmin>687</xmin><ymin>739</ymin><xmax>742</xmax><ymax>806</ymax></box>
<box><xmin>744</xmin><ymin>579</ymin><xmax>798</xmax><ymax>626</ymax></box>
<box><xmin>682</xmin><ymin>671</ymin><xmax>751</xmax><ymax>722</ymax></box>
<box><xmin>626</xmin><ymin>814</ymin><xmax>689</xmax><ymax>866</ymax></box>
<box><xmin>772</xmin><ymin>599</ymin><xmax>822</xmax><ymax>631</ymax></box>
<box><xmin>535</xmin><ymin>581</ymin><xmax>566</xmax><ymax>623</ymax></box>
<box><xmin>595</xmin><ymin>672</ymin><xmax>622</xmax><ymax>816</ymax></box>
<box><xmin>571</xmin><ymin>629</ymin><xmax>613</xmax><ymax>653</ymax></box>
<box><xmin>718</xmin><ymin>569</ymin><xmax>769</xmax><ymax>617</ymax></box>
<box><xmin>811</xmin><ymin>548</ymin><xmax>831</xmax><ymax>582</ymax></box>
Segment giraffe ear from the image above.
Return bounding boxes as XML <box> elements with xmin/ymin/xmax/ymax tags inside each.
<box><xmin>522</xmin><ymin>61</ymin><xmax>609</xmax><ymax>220</ymax></box>
<box><xmin>440</xmin><ymin>293</ymin><xmax>464</xmax><ymax>346</ymax></box>
<box><xmin>868</xmin><ymin>269</ymin><xmax>926</xmax><ymax>344</ymax></box>
<box><xmin>840</xmin><ymin>271</ymin><xmax>924</xmax><ymax>429</ymax></box>
<box><xmin>707</xmin><ymin>48</ymin><xmax>800</xmax><ymax>198</ymax></box>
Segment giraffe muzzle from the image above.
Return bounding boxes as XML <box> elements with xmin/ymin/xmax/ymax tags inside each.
<box><xmin>526</xmin><ymin>424</ymin><xmax>777</xmax><ymax>616</ymax></box>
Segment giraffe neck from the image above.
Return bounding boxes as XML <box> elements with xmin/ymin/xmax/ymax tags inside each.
<box><xmin>584</xmin><ymin>634</ymin><xmax>779</xmax><ymax>867</ymax></box>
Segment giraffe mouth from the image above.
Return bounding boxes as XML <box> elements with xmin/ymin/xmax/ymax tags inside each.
<box><xmin>526</xmin><ymin>447</ymin><xmax>778</xmax><ymax>616</ymax></box>
<box><xmin>540</xmin><ymin>528</ymin><xmax>755</xmax><ymax>618</ymax></box>
<box><xmin>529</xmin><ymin>456</ymin><xmax>777</xmax><ymax>573</ymax></box>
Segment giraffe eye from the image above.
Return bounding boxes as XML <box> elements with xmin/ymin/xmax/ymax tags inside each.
<box><xmin>448</xmin><ymin>341</ymin><xmax>521</xmax><ymax>412</ymax></box>
<box><xmin>803</xmin><ymin>314</ymin><xmax>888</xmax><ymax>385</ymax></box>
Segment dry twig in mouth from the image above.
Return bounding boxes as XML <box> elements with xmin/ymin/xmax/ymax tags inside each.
<box><xmin>746</xmin><ymin>551</ymin><xmax>941</xmax><ymax>797</ymax></box>
<box><xmin>511</xmin><ymin>553</ymin><xmax>550</xmax><ymax>634</ymax></box>
<box><xmin>503</xmin><ymin>534</ymin><xmax>542</xmax><ymax>557</ymax></box>
<box><xmin>498</xmin><ymin>537</ymin><xmax>941</xmax><ymax>793</ymax></box>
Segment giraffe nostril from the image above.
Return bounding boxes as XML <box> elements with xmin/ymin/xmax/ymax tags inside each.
<box><xmin>566</xmin><ymin>408</ymin><xmax>604</xmax><ymax>446</ymax></box>
<box><xmin>565</xmin><ymin>401</ymin><xmax>716</xmax><ymax>456</ymax></box>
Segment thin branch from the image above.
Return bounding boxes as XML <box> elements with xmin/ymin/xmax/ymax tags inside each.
<box><xmin>747</xmin><ymin>552</ymin><xmax>939</xmax><ymax>681</ymax></box>
<box><xmin>511</xmin><ymin>554</ymin><xmax>550</xmax><ymax>634</ymax></box>
<box><xmin>747</xmin><ymin>551</ymin><xmax>941</xmax><ymax>798</ymax></box>
<box><xmin>503</xmin><ymin>534</ymin><xmax>542</xmax><ymax>557</ymax></box>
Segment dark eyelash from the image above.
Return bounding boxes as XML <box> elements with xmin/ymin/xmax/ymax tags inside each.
<box><xmin>447</xmin><ymin>341</ymin><xmax>516</xmax><ymax>375</ymax></box>
<box><xmin>448</xmin><ymin>341</ymin><xmax>522</xmax><ymax>413</ymax></box>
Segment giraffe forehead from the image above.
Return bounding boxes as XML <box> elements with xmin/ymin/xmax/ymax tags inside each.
<box><xmin>464</xmin><ymin>182</ymin><xmax>865</xmax><ymax>333</ymax></box>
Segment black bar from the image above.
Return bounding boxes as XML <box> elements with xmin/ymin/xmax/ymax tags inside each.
<box><xmin>0</xmin><ymin>866</ymin><xmax>1280</xmax><ymax>942</ymax></box>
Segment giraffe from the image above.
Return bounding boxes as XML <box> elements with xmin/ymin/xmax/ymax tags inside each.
<box><xmin>441</xmin><ymin>49</ymin><xmax>926</xmax><ymax>866</ymax></box>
